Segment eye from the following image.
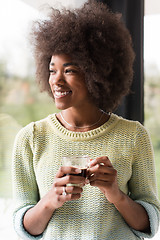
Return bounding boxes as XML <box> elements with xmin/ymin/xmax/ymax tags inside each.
<box><xmin>49</xmin><ymin>69</ymin><xmax>56</xmax><ymax>75</ymax></box>
<box><xmin>65</xmin><ymin>69</ymin><xmax>77</xmax><ymax>74</ymax></box>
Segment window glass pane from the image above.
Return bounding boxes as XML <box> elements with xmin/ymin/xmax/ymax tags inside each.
<box><xmin>144</xmin><ymin>14</ymin><xmax>160</xmax><ymax>199</ymax></box>
<box><xmin>0</xmin><ymin>0</ymin><xmax>55</xmax><ymax>239</ymax></box>
<box><xmin>0</xmin><ymin>1</ymin><xmax>55</xmax><ymax>196</ymax></box>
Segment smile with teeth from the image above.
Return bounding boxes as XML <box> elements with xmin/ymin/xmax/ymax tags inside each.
<box><xmin>54</xmin><ymin>90</ymin><xmax>71</xmax><ymax>98</ymax></box>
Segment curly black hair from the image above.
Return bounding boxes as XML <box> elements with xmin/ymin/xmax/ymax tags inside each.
<box><xmin>31</xmin><ymin>0</ymin><xmax>135</xmax><ymax>112</ymax></box>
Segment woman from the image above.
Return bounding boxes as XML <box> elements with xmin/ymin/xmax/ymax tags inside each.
<box><xmin>12</xmin><ymin>1</ymin><xmax>160</xmax><ymax>239</ymax></box>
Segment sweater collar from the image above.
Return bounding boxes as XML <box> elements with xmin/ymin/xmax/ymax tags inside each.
<box><xmin>48</xmin><ymin>113</ymin><xmax>119</xmax><ymax>141</ymax></box>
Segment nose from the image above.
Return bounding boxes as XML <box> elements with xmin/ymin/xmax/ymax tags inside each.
<box><xmin>49</xmin><ymin>71</ymin><xmax>66</xmax><ymax>86</ymax></box>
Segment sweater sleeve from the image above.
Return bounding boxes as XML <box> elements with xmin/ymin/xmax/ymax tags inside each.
<box><xmin>128</xmin><ymin>122</ymin><xmax>160</xmax><ymax>238</ymax></box>
<box><xmin>12</xmin><ymin>122</ymin><xmax>43</xmax><ymax>240</ymax></box>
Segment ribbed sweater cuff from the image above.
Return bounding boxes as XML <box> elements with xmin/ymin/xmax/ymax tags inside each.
<box><xmin>13</xmin><ymin>205</ymin><xmax>43</xmax><ymax>240</ymax></box>
<box><xmin>131</xmin><ymin>200</ymin><xmax>160</xmax><ymax>238</ymax></box>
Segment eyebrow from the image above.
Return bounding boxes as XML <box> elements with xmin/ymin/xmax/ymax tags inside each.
<box><xmin>49</xmin><ymin>62</ymin><xmax>78</xmax><ymax>67</ymax></box>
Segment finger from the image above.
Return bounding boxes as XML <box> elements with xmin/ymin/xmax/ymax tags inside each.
<box><xmin>89</xmin><ymin>179</ymin><xmax>113</xmax><ymax>188</ymax></box>
<box><xmin>88</xmin><ymin>164</ymin><xmax>116</xmax><ymax>175</ymax></box>
<box><xmin>88</xmin><ymin>156</ymin><xmax>112</xmax><ymax>168</ymax></box>
<box><xmin>56</xmin><ymin>166</ymin><xmax>82</xmax><ymax>178</ymax></box>
<box><xmin>54</xmin><ymin>175</ymin><xmax>86</xmax><ymax>187</ymax></box>
<box><xmin>66</xmin><ymin>186</ymin><xmax>83</xmax><ymax>194</ymax></box>
<box><xmin>58</xmin><ymin>193</ymin><xmax>82</xmax><ymax>202</ymax></box>
<box><xmin>89</xmin><ymin>172</ymin><xmax>116</xmax><ymax>182</ymax></box>
<box><xmin>54</xmin><ymin>186</ymin><xmax>83</xmax><ymax>195</ymax></box>
<box><xmin>70</xmin><ymin>193</ymin><xmax>82</xmax><ymax>200</ymax></box>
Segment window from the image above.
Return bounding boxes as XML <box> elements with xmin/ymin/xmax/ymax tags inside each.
<box><xmin>0</xmin><ymin>0</ymin><xmax>55</xmax><ymax>239</ymax></box>
<box><xmin>0</xmin><ymin>1</ymin><xmax>159</xmax><ymax>239</ymax></box>
<box><xmin>144</xmin><ymin>12</ymin><xmax>160</xmax><ymax>200</ymax></box>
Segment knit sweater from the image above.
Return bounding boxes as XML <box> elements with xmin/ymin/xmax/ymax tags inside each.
<box><xmin>12</xmin><ymin>113</ymin><xmax>160</xmax><ymax>240</ymax></box>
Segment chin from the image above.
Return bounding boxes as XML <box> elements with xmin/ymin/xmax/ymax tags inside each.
<box><xmin>55</xmin><ymin>103</ymin><xmax>70</xmax><ymax>110</ymax></box>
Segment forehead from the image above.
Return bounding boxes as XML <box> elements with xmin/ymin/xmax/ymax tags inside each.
<box><xmin>50</xmin><ymin>54</ymin><xmax>73</xmax><ymax>66</ymax></box>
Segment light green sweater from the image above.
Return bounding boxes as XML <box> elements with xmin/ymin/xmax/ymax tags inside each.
<box><xmin>12</xmin><ymin>113</ymin><xmax>160</xmax><ymax>240</ymax></box>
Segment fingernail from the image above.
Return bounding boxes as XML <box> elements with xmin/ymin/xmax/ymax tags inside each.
<box><xmin>75</xmin><ymin>168</ymin><xmax>81</xmax><ymax>173</ymax></box>
<box><xmin>88</xmin><ymin>161</ymin><xmax>92</xmax><ymax>167</ymax></box>
<box><xmin>88</xmin><ymin>161</ymin><xmax>93</xmax><ymax>167</ymax></box>
<box><xmin>88</xmin><ymin>158</ymin><xmax>95</xmax><ymax>167</ymax></box>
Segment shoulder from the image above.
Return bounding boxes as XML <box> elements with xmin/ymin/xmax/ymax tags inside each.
<box><xmin>14</xmin><ymin>114</ymin><xmax>54</xmax><ymax>145</ymax></box>
<box><xmin>113</xmin><ymin>114</ymin><xmax>136</xmax><ymax>131</ymax></box>
<box><xmin>113</xmin><ymin>114</ymin><xmax>150</xmax><ymax>140</ymax></box>
<box><xmin>114</xmin><ymin>114</ymin><xmax>147</xmax><ymax>132</ymax></box>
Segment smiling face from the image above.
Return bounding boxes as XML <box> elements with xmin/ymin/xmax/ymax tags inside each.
<box><xmin>49</xmin><ymin>54</ymin><xmax>91</xmax><ymax>110</ymax></box>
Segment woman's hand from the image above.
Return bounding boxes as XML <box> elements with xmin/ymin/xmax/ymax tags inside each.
<box><xmin>87</xmin><ymin>156</ymin><xmax>150</xmax><ymax>232</ymax></box>
<box><xmin>23</xmin><ymin>167</ymin><xmax>87</xmax><ymax>236</ymax></box>
<box><xmin>88</xmin><ymin>156</ymin><xmax>123</xmax><ymax>204</ymax></box>
<box><xmin>46</xmin><ymin>166</ymin><xmax>87</xmax><ymax>210</ymax></box>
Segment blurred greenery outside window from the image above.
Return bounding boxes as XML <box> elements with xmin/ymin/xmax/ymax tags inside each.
<box><xmin>0</xmin><ymin>0</ymin><xmax>57</xmax><ymax>200</ymax></box>
<box><xmin>0</xmin><ymin>0</ymin><xmax>160</xmax><ymax>200</ymax></box>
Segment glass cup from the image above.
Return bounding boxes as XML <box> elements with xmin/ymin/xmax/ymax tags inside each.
<box><xmin>62</xmin><ymin>155</ymin><xmax>90</xmax><ymax>186</ymax></box>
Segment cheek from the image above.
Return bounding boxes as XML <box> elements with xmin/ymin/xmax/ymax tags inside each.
<box><xmin>76</xmin><ymin>77</ymin><xmax>87</xmax><ymax>89</ymax></box>
<box><xmin>48</xmin><ymin>76</ymin><xmax>52</xmax><ymax>87</ymax></box>
<box><xmin>48</xmin><ymin>75</ymin><xmax>51</xmax><ymax>83</ymax></box>
<box><xmin>79</xmin><ymin>82</ymin><xmax>89</xmax><ymax>95</ymax></box>
<box><xmin>48</xmin><ymin>77</ymin><xmax>54</xmax><ymax>97</ymax></box>
<box><xmin>77</xmin><ymin>86</ymin><xmax>90</xmax><ymax>101</ymax></box>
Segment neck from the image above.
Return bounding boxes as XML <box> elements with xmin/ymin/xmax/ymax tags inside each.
<box><xmin>57</xmin><ymin>107</ymin><xmax>109</xmax><ymax>132</ymax></box>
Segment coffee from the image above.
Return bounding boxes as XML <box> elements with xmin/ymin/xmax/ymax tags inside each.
<box><xmin>65</xmin><ymin>168</ymin><xmax>87</xmax><ymax>178</ymax></box>
<box><xmin>74</xmin><ymin>168</ymin><xmax>87</xmax><ymax>178</ymax></box>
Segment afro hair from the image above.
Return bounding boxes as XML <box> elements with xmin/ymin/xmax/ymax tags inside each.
<box><xmin>30</xmin><ymin>0</ymin><xmax>135</xmax><ymax>112</ymax></box>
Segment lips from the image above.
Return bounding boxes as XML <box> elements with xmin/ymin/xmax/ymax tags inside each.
<box><xmin>54</xmin><ymin>90</ymin><xmax>72</xmax><ymax>98</ymax></box>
